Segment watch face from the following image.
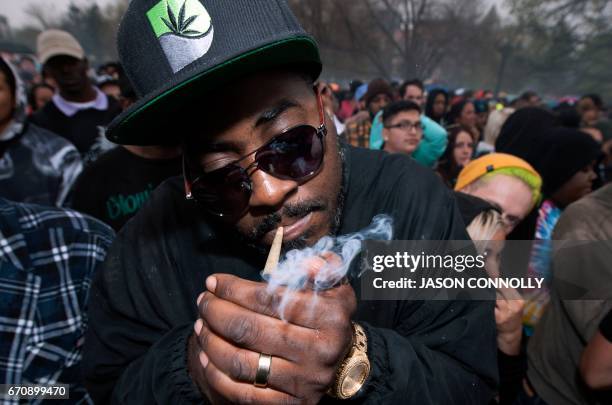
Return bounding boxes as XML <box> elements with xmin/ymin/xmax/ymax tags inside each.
<box><xmin>341</xmin><ymin>360</ymin><xmax>370</xmax><ymax>397</ymax></box>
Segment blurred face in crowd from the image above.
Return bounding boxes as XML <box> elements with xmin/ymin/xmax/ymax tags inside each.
<box><xmin>453</xmin><ymin>130</ymin><xmax>474</xmax><ymax>167</ymax></box>
<box><xmin>527</xmin><ymin>95</ymin><xmax>542</xmax><ymax>106</ymax></box>
<box><xmin>33</xmin><ymin>86</ymin><xmax>54</xmax><ymax>111</ymax></box>
<box><xmin>44</xmin><ymin>55</ymin><xmax>90</xmax><ymax>97</ymax></box>
<box><xmin>432</xmin><ymin>93</ymin><xmax>447</xmax><ymax>118</ymax></box>
<box><xmin>552</xmin><ymin>162</ymin><xmax>597</xmax><ymax>208</ymax></box>
<box><xmin>183</xmin><ymin>70</ymin><xmax>343</xmax><ymax>252</ymax></box>
<box><xmin>403</xmin><ymin>85</ymin><xmax>424</xmax><ymax>107</ymax></box>
<box><xmin>19</xmin><ymin>58</ymin><xmax>37</xmax><ymax>74</ymax></box>
<box><xmin>476</xmin><ymin>111</ymin><xmax>489</xmax><ymax>132</ymax></box>
<box><xmin>458</xmin><ymin>102</ymin><xmax>477</xmax><ymax>128</ymax></box>
<box><xmin>578</xmin><ymin>97</ymin><xmax>601</xmax><ymax>127</ymax></box>
<box><xmin>0</xmin><ymin>71</ymin><xmax>14</xmax><ymax>130</ymax></box>
<box><xmin>461</xmin><ymin>174</ymin><xmax>534</xmax><ymax>234</ymax></box>
<box><xmin>368</xmin><ymin>93</ymin><xmax>391</xmax><ymax>116</ymax></box>
<box><xmin>100</xmin><ymin>82</ymin><xmax>121</xmax><ymax>100</ymax></box>
<box><xmin>383</xmin><ymin>109</ymin><xmax>423</xmax><ymax>155</ymax></box>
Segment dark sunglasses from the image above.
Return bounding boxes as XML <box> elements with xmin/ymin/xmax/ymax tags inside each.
<box><xmin>183</xmin><ymin>94</ymin><xmax>327</xmax><ymax>218</ymax></box>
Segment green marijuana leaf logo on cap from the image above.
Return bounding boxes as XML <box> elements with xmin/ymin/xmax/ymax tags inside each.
<box><xmin>147</xmin><ymin>0</ymin><xmax>214</xmax><ymax>72</ymax></box>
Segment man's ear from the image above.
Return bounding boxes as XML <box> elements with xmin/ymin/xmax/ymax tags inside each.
<box><xmin>382</xmin><ymin>127</ymin><xmax>390</xmax><ymax>142</ymax></box>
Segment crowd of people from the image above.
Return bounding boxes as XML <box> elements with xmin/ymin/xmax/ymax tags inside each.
<box><xmin>0</xmin><ymin>0</ymin><xmax>611</xmax><ymax>403</ymax></box>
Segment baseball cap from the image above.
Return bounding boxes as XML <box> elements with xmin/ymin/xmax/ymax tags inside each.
<box><xmin>107</xmin><ymin>0</ymin><xmax>322</xmax><ymax>145</ymax></box>
<box><xmin>37</xmin><ymin>29</ymin><xmax>85</xmax><ymax>65</ymax></box>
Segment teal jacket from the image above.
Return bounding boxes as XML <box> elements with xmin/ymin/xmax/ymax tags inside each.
<box><xmin>370</xmin><ymin>111</ymin><xmax>448</xmax><ymax>167</ymax></box>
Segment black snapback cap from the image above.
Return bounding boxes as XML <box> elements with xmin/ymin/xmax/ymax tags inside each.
<box><xmin>107</xmin><ymin>0</ymin><xmax>322</xmax><ymax>145</ymax></box>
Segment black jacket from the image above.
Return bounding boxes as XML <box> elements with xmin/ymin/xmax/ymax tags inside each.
<box><xmin>82</xmin><ymin>147</ymin><xmax>497</xmax><ymax>404</ymax></box>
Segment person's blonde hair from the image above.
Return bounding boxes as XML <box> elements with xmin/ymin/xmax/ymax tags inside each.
<box><xmin>466</xmin><ymin>209</ymin><xmax>504</xmax><ymax>252</ymax></box>
<box><xmin>483</xmin><ymin>108</ymin><xmax>514</xmax><ymax>146</ymax></box>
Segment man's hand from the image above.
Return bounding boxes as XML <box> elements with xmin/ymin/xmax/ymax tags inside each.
<box><xmin>495</xmin><ymin>288</ymin><xmax>525</xmax><ymax>356</ymax></box>
<box><xmin>189</xmin><ymin>273</ymin><xmax>357</xmax><ymax>404</ymax></box>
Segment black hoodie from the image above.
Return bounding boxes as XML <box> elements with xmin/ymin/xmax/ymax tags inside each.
<box><xmin>82</xmin><ymin>147</ymin><xmax>498</xmax><ymax>404</ymax></box>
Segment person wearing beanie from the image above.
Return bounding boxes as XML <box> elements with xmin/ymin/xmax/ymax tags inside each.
<box><xmin>494</xmin><ymin>107</ymin><xmax>559</xmax><ymax>241</ymax></box>
<box><xmin>30</xmin><ymin>29</ymin><xmax>121</xmax><ymax>165</ymax></box>
<box><xmin>523</xmin><ymin>128</ymin><xmax>602</xmax><ymax>335</ymax></box>
<box><xmin>82</xmin><ymin>1</ymin><xmax>497</xmax><ymax>403</ymax></box>
<box><xmin>494</xmin><ymin>107</ymin><xmax>557</xmax><ymax>169</ymax></box>
<box><xmin>455</xmin><ymin>153</ymin><xmax>542</xmax><ymax>235</ymax></box>
<box><xmin>343</xmin><ymin>78</ymin><xmax>393</xmax><ymax>148</ymax></box>
<box><xmin>0</xmin><ymin>56</ymin><xmax>82</xmax><ymax>207</ymax></box>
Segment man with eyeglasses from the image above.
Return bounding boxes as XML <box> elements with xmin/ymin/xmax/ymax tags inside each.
<box><xmin>371</xmin><ymin>78</ymin><xmax>447</xmax><ymax>168</ymax></box>
<box><xmin>82</xmin><ymin>1</ymin><xmax>497</xmax><ymax>404</ymax></box>
<box><xmin>381</xmin><ymin>101</ymin><xmax>424</xmax><ymax>156</ymax></box>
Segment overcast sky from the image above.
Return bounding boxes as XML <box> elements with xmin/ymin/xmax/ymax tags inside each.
<box><xmin>2</xmin><ymin>0</ymin><xmax>508</xmax><ymax>29</ymax></box>
<box><xmin>2</xmin><ymin>0</ymin><xmax>117</xmax><ymax>28</ymax></box>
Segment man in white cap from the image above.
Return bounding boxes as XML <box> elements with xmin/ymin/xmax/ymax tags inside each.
<box><xmin>30</xmin><ymin>29</ymin><xmax>121</xmax><ymax>164</ymax></box>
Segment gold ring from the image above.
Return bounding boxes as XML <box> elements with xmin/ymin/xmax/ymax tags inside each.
<box><xmin>254</xmin><ymin>353</ymin><xmax>272</xmax><ymax>388</ymax></box>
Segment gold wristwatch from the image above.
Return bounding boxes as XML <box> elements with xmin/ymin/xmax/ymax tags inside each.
<box><xmin>328</xmin><ymin>322</ymin><xmax>370</xmax><ymax>399</ymax></box>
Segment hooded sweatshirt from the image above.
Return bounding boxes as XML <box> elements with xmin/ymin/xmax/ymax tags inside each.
<box><xmin>0</xmin><ymin>57</ymin><xmax>82</xmax><ymax>207</ymax></box>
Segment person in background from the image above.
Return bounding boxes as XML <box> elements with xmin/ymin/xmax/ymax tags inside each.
<box><xmin>515</xmin><ymin>91</ymin><xmax>542</xmax><ymax>109</ymax></box>
<box><xmin>577</xmin><ymin>94</ymin><xmax>604</xmax><ymax>127</ymax></box>
<box><xmin>580</xmin><ymin>309</ymin><xmax>612</xmax><ymax>391</ymax></box>
<box><xmin>338</xmin><ymin>80</ymin><xmax>363</xmax><ymax>122</ymax></box>
<box><xmin>0</xmin><ymin>56</ymin><xmax>82</xmax><ymax>207</ymax></box>
<box><xmin>495</xmin><ymin>107</ymin><xmax>557</xmax><ymax>167</ymax></box>
<box><xmin>437</xmin><ymin>125</ymin><xmax>475</xmax><ymax>187</ymax></box>
<box><xmin>343</xmin><ymin>78</ymin><xmax>393</xmax><ymax>148</ymax></box>
<box><xmin>71</xmin><ymin>70</ymin><xmax>182</xmax><ymax>231</ymax></box>
<box><xmin>524</xmin><ymin>183</ymin><xmax>612</xmax><ymax>405</ymax></box>
<box><xmin>27</xmin><ymin>83</ymin><xmax>55</xmax><ymax>114</ymax></box>
<box><xmin>30</xmin><ymin>29</ymin><xmax>121</xmax><ymax>165</ymax></box>
<box><xmin>97</xmin><ymin>61</ymin><xmax>122</xmax><ymax>79</ymax></box>
<box><xmin>523</xmin><ymin>128</ymin><xmax>602</xmax><ymax>334</ymax></box>
<box><xmin>97</xmin><ymin>76</ymin><xmax>121</xmax><ymax>100</ymax></box>
<box><xmin>400</xmin><ymin>78</ymin><xmax>425</xmax><ymax>106</ymax></box>
<box><xmin>455</xmin><ymin>192</ymin><xmax>526</xmax><ymax>405</ymax></box>
<box><xmin>16</xmin><ymin>55</ymin><xmax>38</xmax><ymax>86</ymax></box>
<box><xmin>425</xmin><ymin>88</ymin><xmax>449</xmax><ymax>125</ymax></box>
<box><xmin>372</xmin><ymin>78</ymin><xmax>447</xmax><ymax>167</ymax></box>
<box><xmin>342</xmin><ymin>83</ymin><xmax>370</xmax><ymax>127</ymax></box>
<box><xmin>446</xmin><ymin>99</ymin><xmax>478</xmax><ymax>141</ymax></box>
<box><xmin>455</xmin><ymin>153</ymin><xmax>542</xmax><ymax>235</ymax></box>
<box><xmin>474</xmin><ymin>99</ymin><xmax>490</xmax><ymax>136</ymax></box>
<box><xmin>494</xmin><ymin>107</ymin><xmax>558</xmax><ymax>242</ymax></box>
<box><xmin>381</xmin><ymin>101</ymin><xmax>423</xmax><ymax>156</ymax></box>
<box><xmin>0</xmin><ymin>197</ymin><xmax>114</xmax><ymax>402</ymax></box>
